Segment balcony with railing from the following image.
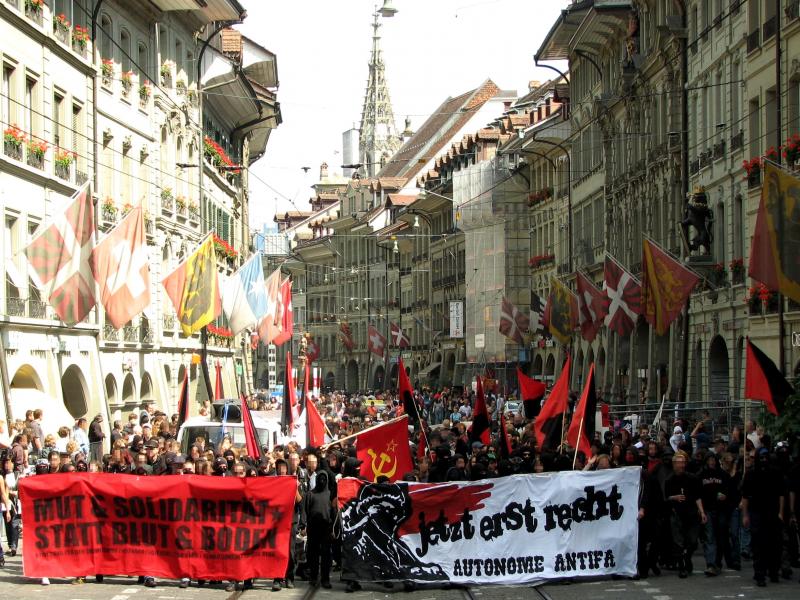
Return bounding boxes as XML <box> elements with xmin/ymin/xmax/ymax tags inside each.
<box><xmin>103</xmin><ymin>324</ymin><xmax>119</xmax><ymax>341</ymax></box>
<box><xmin>163</xmin><ymin>314</ymin><xmax>175</xmax><ymax>331</ymax></box>
<box><xmin>99</xmin><ymin>206</ymin><xmax>118</xmax><ymax>232</ymax></box>
<box><xmin>6</xmin><ymin>297</ymin><xmax>26</xmax><ymax>317</ymax></box>
<box><xmin>28</xmin><ymin>297</ymin><xmax>46</xmax><ymax>319</ymax></box>
<box><xmin>788</xmin><ymin>1</ymin><xmax>800</xmax><ymax>21</ymax></box>
<box><xmin>140</xmin><ymin>325</ymin><xmax>153</xmax><ymax>344</ymax></box>
<box><xmin>713</xmin><ymin>140</ymin><xmax>726</xmax><ymax>160</ymax></box>
<box><xmin>123</xmin><ymin>324</ymin><xmax>139</xmax><ymax>343</ymax></box>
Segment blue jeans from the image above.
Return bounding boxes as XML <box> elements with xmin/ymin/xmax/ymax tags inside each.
<box><xmin>703</xmin><ymin>509</ymin><xmax>730</xmax><ymax>568</ymax></box>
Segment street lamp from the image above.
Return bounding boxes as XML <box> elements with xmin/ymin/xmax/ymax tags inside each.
<box><xmin>378</xmin><ymin>0</ymin><xmax>398</xmax><ymax>18</ymax></box>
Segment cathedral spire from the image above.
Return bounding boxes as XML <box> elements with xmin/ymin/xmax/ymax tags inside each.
<box><xmin>358</xmin><ymin>8</ymin><xmax>401</xmax><ymax>178</ymax></box>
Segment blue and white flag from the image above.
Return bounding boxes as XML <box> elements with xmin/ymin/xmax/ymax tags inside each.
<box><xmin>222</xmin><ymin>253</ymin><xmax>268</xmax><ymax>335</ymax></box>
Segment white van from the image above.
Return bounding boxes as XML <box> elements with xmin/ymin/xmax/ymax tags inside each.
<box><xmin>176</xmin><ymin>400</ymin><xmax>282</xmax><ymax>454</ymax></box>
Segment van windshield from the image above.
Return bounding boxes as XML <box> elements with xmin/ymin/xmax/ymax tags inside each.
<box><xmin>180</xmin><ymin>425</ymin><xmax>275</xmax><ymax>454</ymax></box>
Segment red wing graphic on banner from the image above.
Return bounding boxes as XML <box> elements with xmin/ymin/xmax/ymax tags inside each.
<box><xmin>338</xmin><ymin>469</ymin><xmax>640</xmax><ymax>585</ymax></box>
<box><xmin>20</xmin><ymin>473</ymin><xmax>296</xmax><ymax>580</ymax></box>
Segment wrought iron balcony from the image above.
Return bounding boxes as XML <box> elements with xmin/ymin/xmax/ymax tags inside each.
<box><xmin>123</xmin><ymin>325</ymin><xmax>139</xmax><ymax>342</ymax></box>
<box><xmin>103</xmin><ymin>325</ymin><xmax>119</xmax><ymax>341</ymax></box>
<box><xmin>6</xmin><ymin>297</ymin><xmax>25</xmax><ymax>317</ymax></box>
<box><xmin>140</xmin><ymin>326</ymin><xmax>153</xmax><ymax>344</ymax></box>
<box><xmin>787</xmin><ymin>2</ymin><xmax>800</xmax><ymax>21</ymax></box>
<box><xmin>689</xmin><ymin>158</ymin><xmax>700</xmax><ymax>175</ymax></box>
<box><xmin>163</xmin><ymin>314</ymin><xmax>175</xmax><ymax>330</ymax></box>
<box><xmin>28</xmin><ymin>298</ymin><xmax>46</xmax><ymax>319</ymax></box>
<box><xmin>713</xmin><ymin>140</ymin><xmax>726</xmax><ymax>160</ymax></box>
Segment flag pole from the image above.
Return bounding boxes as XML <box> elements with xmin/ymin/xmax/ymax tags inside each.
<box><xmin>320</xmin><ymin>415</ymin><xmax>407</xmax><ymax>450</ymax></box>
<box><xmin>571</xmin><ymin>411</ymin><xmax>584</xmax><ymax>470</ymax></box>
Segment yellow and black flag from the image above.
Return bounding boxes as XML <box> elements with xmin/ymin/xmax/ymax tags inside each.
<box><xmin>749</xmin><ymin>162</ymin><xmax>800</xmax><ymax>303</ymax></box>
<box><xmin>162</xmin><ymin>235</ymin><xmax>221</xmax><ymax>335</ymax></box>
<box><xmin>543</xmin><ymin>278</ymin><xmax>578</xmax><ymax>345</ymax></box>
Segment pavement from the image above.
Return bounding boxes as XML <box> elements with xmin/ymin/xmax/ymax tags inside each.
<box><xmin>1</xmin><ymin>549</ymin><xmax>798</xmax><ymax>599</ymax></box>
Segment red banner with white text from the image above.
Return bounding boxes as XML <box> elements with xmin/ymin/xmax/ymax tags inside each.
<box><xmin>20</xmin><ymin>473</ymin><xmax>296</xmax><ymax>580</ymax></box>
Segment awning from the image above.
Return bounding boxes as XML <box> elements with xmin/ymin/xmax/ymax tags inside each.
<box><xmin>418</xmin><ymin>362</ymin><xmax>441</xmax><ymax>378</ymax></box>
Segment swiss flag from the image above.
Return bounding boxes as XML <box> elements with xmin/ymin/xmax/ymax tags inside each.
<box><xmin>90</xmin><ymin>207</ymin><xmax>151</xmax><ymax>329</ymax></box>
<box><xmin>25</xmin><ymin>182</ymin><xmax>96</xmax><ymax>325</ymax></box>
<box><xmin>390</xmin><ymin>322</ymin><xmax>410</xmax><ymax>348</ymax></box>
<box><xmin>272</xmin><ymin>277</ymin><xmax>293</xmax><ymax>346</ymax></box>
<box><xmin>368</xmin><ymin>324</ymin><xmax>386</xmax><ymax>357</ymax></box>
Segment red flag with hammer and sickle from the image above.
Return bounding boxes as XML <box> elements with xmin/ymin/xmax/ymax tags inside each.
<box><xmin>355</xmin><ymin>416</ymin><xmax>413</xmax><ymax>483</ymax></box>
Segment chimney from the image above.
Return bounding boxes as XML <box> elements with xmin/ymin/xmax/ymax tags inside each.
<box><xmin>320</xmin><ymin>161</ymin><xmax>329</xmax><ymax>180</ymax></box>
<box><xmin>529</xmin><ymin>80</ymin><xmax>541</xmax><ymax>92</ymax></box>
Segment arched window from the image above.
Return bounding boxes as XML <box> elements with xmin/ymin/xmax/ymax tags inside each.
<box><xmin>120</xmin><ymin>29</ymin><xmax>131</xmax><ymax>72</ymax></box>
<box><xmin>137</xmin><ymin>42</ymin><xmax>148</xmax><ymax>80</ymax></box>
<box><xmin>99</xmin><ymin>14</ymin><xmax>113</xmax><ymax>60</ymax></box>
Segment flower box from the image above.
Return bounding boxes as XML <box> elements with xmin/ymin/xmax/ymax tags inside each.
<box><xmin>528</xmin><ymin>253</ymin><xmax>555</xmax><ymax>269</ymax></box>
<box><xmin>26</xmin><ymin>139</ymin><xmax>47</xmax><ymax>169</ymax></box>
<box><xmin>729</xmin><ymin>258</ymin><xmax>745</xmax><ymax>285</ymax></box>
<box><xmin>53</xmin><ymin>13</ymin><xmax>70</xmax><ymax>43</ymax></box>
<box><xmin>3</xmin><ymin>125</ymin><xmax>25</xmax><ymax>160</ymax></box>
<box><xmin>101</xmin><ymin>59</ymin><xmax>114</xmax><ymax>86</ymax></box>
<box><xmin>121</xmin><ymin>71</ymin><xmax>135</xmax><ymax>96</ymax></box>
<box><xmin>212</xmin><ymin>234</ymin><xmax>238</xmax><ymax>261</ymax></box>
<box><xmin>72</xmin><ymin>25</ymin><xmax>89</xmax><ymax>56</ymax></box>
<box><xmin>25</xmin><ymin>0</ymin><xmax>43</xmax><ymax>25</ymax></box>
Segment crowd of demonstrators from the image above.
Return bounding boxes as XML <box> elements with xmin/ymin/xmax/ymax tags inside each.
<box><xmin>0</xmin><ymin>387</ymin><xmax>798</xmax><ymax>592</ymax></box>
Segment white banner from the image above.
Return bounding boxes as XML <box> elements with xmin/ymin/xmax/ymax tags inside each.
<box><xmin>339</xmin><ymin>467</ymin><xmax>640</xmax><ymax>585</ymax></box>
<box><xmin>449</xmin><ymin>300</ymin><xmax>464</xmax><ymax>338</ymax></box>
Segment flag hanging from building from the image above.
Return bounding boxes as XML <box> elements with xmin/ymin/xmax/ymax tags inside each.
<box><xmin>530</xmin><ymin>292</ymin><xmax>544</xmax><ymax>335</ymax></box>
<box><xmin>271</xmin><ymin>277</ymin><xmax>293</xmax><ymax>347</ymax></box>
<box><xmin>214</xmin><ymin>362</ymin><xmax>224</xmax><ymax>400</ymax></box>
<box><xmin>355</xmin><ymin>416</ymin><xmax>414</xmax><ymax>482</ymax></box>
<box><xmin>517</xmin><ymin>366</ymin><xmax>546</xmax><ymax>419</ymax></box>
<box><xmin>748</xmin><ymin>162</ymin><xmax>800</xmax><ymax>303</ymax></box>
<box><xmin>221</xmin><ymin>252</ymin><xmax>267</xmax><ymax>335</ymax></box>
<box><xmin>25</xmin><ymin>182</ymin><xmax>96</xmax><ymax>325</ymax></box>
<box><xmin>306</xmin><ymin>337</ymin><xmax>320</xmax><ymax>363</ymax></box>
<box><xmin>534</xmin><ymin>355</ymin><xmax>570</xmax><ymax>451</ymax></box>
<box><xmin>257</xmin><ymin>268</ymin><xmax>283</xmax><ymax>344</ymax></box>
<box><xmin>566</xmin><ymin>363</ymin><xmax>597</xmax><ymax>456</ymax></box>
<box><xmin>745</xmin><ymin>338</ymin><xmax>793</xmax><ymax>415</ymax></box>
<box><xmin>390</xmin><ymin>322</ymin><xmax>410</xmax><ymax>348</ymax></box>
<box><xmin>90</xmin><ymin>206</ymin><xmax>151</xmax><ymax>330</ymax></box>
<box><xmin>498</xmin><ymin>296</ymin><xmax>530</xmax><ymax>345</ymax></box>
<box><xmin>368</xmin><ymin>324</ymin><xmax>387</xmax><ymax>357</ymax></box>
<box><xmin>339</xmin><ymin>321</ymin><xmax>354</xmax><ymax>351</ymax></box>
<box><xmin>543</xmin><ymin>278</ymin><xmax>578</xmax><ymax>345</ymax></box>
<box><xmin>603</xmin><ymin>254</ymin><xmax>641</xmax><ymax>337</ymax></box>
<box><xmin>468</xmin><ymin>375</ymin><xmax>491</xmax><ymax>446</ymax></box>
<box><xmin>576</xmin><ymin>271</ymin><xmax>608</xmax><ymax>342</ymax></box>
<box><xmin>641</xmin><ymin>239</ymin><xmax>699</xmax><ymax>336</ymax></box>
<box><xmin>162</xmin><ymin>235</ymin><xmax>221</xmax><ymax>335</ymax></box>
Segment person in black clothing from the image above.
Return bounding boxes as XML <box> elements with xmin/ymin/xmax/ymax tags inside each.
<box><xmin>445</xmin><ymin>454</ymin><xmax>468</xmax><ymax>481</ymax></box>
<box><xmin>664</xmin><ymin>451</ymin><xmax>707</xmax><ymax>578</ymax></box>
<box><xmin>742</xmin><ymin>447</ymin><xmax>786</xmax><ymax>587</ymax></box>
<box><xmin>304</xmin><ymin>471</ymin><xmax>333</xmax><ymax>589</ymax></box>
<box><xmin>699</xmin><ymin>453</ymin><xmax>731</xmax><ymax>576</ymax></box>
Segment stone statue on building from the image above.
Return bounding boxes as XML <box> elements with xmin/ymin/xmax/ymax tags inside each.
<box><xmin>680</xmin><ymin>186</ymin><xmax>714</xmax><ymax>255</ymax></box>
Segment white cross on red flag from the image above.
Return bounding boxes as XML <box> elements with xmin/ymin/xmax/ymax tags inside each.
<box><xmin>498</xmin><ymin>296</ymin><xmax>529</xmax><ymax>345</ymax></box>
<box><xmin>576</xmin><ymin>271</ymin><xmax>608</xmax><ymax>343</ymax></box>
<box><xmin>390</xmin><ymin>322</ymin><xmax>410</xmax><ymax>348</ymax></box>
<box><xmin>368</xmin><ymin>324</ymin><xmax>386</xmax><ymax>357</ymax></box>
<box><xmin>603</xmin><ymin>254</ymin><xmax>642</xmax><ymax>336</ymax></box>
<box><xmin>90</xmin><ymin>207</ymin><xmax>151</xmax><ymax>329</ymax></box>
<box><xmin>25</xmin><ymin>182</ymin><xmax>96</xmax><ymax>325</ymax></box>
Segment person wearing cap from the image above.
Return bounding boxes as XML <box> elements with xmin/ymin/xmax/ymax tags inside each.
<box><xmin>742</xmin><ymin>447</ymin><xmax>786</xmax><ymax>587</ymax></box>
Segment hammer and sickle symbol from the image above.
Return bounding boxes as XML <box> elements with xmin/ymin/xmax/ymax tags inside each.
<box><xmin>366</xmin><ymin>448</ymin><xmax>397</xmax><ymax>481</ymax></box>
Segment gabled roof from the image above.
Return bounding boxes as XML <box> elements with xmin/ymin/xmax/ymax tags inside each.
<box><xmin>376</xmin><ymin>79</ymin><xmax>506</xmax><ymax>181</ymax></box>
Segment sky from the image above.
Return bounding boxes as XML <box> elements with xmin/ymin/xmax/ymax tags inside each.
<box><xmin>238</xmin><ymin>0</ymin><xmax>569</xmax><ymax>230</ymax></box>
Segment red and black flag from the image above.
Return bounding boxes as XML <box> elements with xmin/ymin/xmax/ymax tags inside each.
<box><xmin>282</xmin><ymin>353</ymin><xmax>299</xmax><ymax>435</ymax></box>
<box><xmin>566</xmin><ymin>363</ymin><xmax>598</xmax><ymax>457</ymax></box>
<box><xmin>468</xmin><ymin>376</ymin><xmax>491</xmax><ymax>446</ymax></box>
<box><xmin>745</xmin><ymin>338</ymin><xmax>793</xmax><ymax>415</ymax></box>
<box><xmin>240</xmin><ymin>394</ymin><xmax>262</xmax><ymax>460</ymax></box>
<box><xmin>499</xmin><ymin>410</ymin><xmax>513</xmax><ymax>459</ymax></box>
<box><xmin>534</xmin><ymin>355</ymin><xmax>571</xmax><ymax>451</ymax></box>
<box><xmin>397</xmin><ymin>358</ymin><xmax>418</xmax><ymax>425</ymax></box>
<box><xmin>176</xmin><ymin>365</ymin><xmax>189</xmax><ymax>428</ymax></box>
<box><xmin>517</xmin><ymin>366</ymin><xmax>546</xmax><ymax>419</ymax></box>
